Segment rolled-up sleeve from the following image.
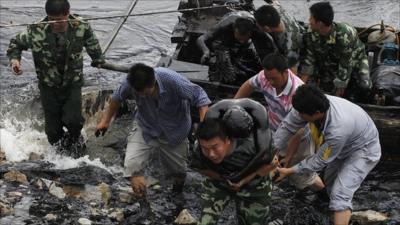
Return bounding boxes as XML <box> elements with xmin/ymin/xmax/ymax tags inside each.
<box><xmin>111</xmin><ymin>80</ymin><xmax>135</xmax><ymax>103</ymax></box>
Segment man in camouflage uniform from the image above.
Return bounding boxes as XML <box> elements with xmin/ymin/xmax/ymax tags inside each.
<box><xmin>7</xmin><ymin>0</ymin><xmax>104</xmax><ymax>156</ymax></box>
<box><xmin>299</xmin><ymin>2</ymin><xmax>371</xmax><ymax>99</ymax></box>
<box><xmin>190</xmin><ymin>99</ymin><xmax>278</xmax><ymax>225</ymax></box>
<box><xmin>254</xmin><ymin>3</ymin><xmax>305</xmax><ymax>72</ymax></box>
<box><xmin>196</xmin><ymin>12</ymin><xmax>268</xmax><ymax>85</ymax></box>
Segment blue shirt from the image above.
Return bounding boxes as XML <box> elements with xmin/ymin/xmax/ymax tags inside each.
<box><xmin>112</xmin><ymin>67</ymin><xmax>211</xmax><ymax>146</ymax></box>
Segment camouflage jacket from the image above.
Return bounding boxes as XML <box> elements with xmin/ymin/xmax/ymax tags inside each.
<box><xmin>7</xmin><ymin>14</ymin><xmax>104</xmax><ymax>88</ymax></box>
<box><xmin>272</xmin><ymin>5</ymin><xmax>305</xmax><ymax>62</ymax></box>
<box><xmin>300</xmin><ymin>22</ymin><xmax>369</xmax><ymax>89</ymax></box>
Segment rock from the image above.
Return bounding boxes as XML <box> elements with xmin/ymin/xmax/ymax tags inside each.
<box><xmin>29</xmin><ymin>152</ymin><xmax>43</xmax><ymax>161</ymax></box>
<box><xmin>3</xmin><ymin>170</ymin><xmax>28</xmax><ymax>184</ymax></box>
<box><xmin>118</xmin><ymin>192</ymin><xmax>133</xmax><ymax>203</ymax></box>
<box><xmin>49</xmin><ymin>184</ymin><xmax>66</xmax><ymax>199</ymax></box>
<box><xmin>0</xmin><ymin>150</ymin><xmax>6</xmax><ymax>164</ymax></box>
<box><xmin>174</xmin><ymin>209</ymin><xmax>197</xmax><ymax>225</ymax></box>
<box><xmin>108</xmin><ymin>208</ymin><xmax>124</xmax><ymax>222</ymax></box>
<box><xmin>78</xmin><ymin>218</ymin><xmax>92</xmax><ymax>225</ymax></box>
<box><xmin>0</xmin><ymin>201</ymin><xmax>12</xmax><ymax>216</ymax></box>
<box><xmin>352</xmin><ymin>210</ymin><xmax>388</xmax><ymax>225</ymax></box>
<box><xmin>7</xmin><ymin>191</ymin><xmax>23</xmax><ymax>198</ymax></box>
<box><xmin>152</xmin><ymin>184</ymin><xmax>161</xmax><ymax>190</ymax></box>
<box><xmin>45</xmin><ymin>213</ymin><xmax>57</xmax><ymax>221</ymax></box>
<box><xmin>97</xmin><ymin>182</ymin><xmax>111</xmax><ymax>207</ymax></box>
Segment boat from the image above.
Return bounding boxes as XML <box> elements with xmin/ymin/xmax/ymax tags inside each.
<box><xmin>157</xmin><ymin>0</ymin><xmax>400</xmax><ymax>153</ymax></box>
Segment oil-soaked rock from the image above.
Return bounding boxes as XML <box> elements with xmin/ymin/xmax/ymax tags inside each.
<box><xmin>57</xmin><ymin>165</ymin><xmax>115</xmax><ymax>185</ymax></box>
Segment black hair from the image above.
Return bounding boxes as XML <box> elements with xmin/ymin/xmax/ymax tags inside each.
<box><xmin>45</xmin><ymin>0</ymin><xmax>70</xmax><ymax>16</ymax></box>
<box><xmin>254</xmin><ymin>5</ymin><xmax>280</xmax><ymax>28</ymax></box>
<box><xmin>127</xmin><ymin>63</ymin><xmax>156</xmax><ymax>92</ymax></box>
<box><xmin>196</xmin><ymin>119</ymin><xmax>230</xmax><ymax>141</ymax></box>
<box><xmin>292</xmin><ymin>84</ymin><xmax>330</xmax><ymax>115</ymax></box>
<box><xmin>262</xmin><ymin>52</ymin><xmax>289</xmax><ymax>73</ymax></box>
<box><xmin>233</xmin><ymin>17</ymin><xmax>254</xmax><ymax>36</ymax></box>
<box><xmin>309</xmin><ymin>2</ymin><xmax>334</xmax><ymax>26</ymax></box>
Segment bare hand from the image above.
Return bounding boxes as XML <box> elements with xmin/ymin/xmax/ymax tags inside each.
<box><xmin>335</xmin><ymin>88</ymin><xmax>345</xmax><ymax>97</ymax></box>
<box><xmin>10</xmin><ymin>59</ymin><xmax>22</xmax><ymax>75</ymax></box>
<box><xmin>130</xmin><ymin>176</ymin><xmax>146</xmax><ymax>197</ymax></box>
<box><xmin>226</xmin><ymin>179</ymin><xmax>245</xmax><ymax>191</ymax></box>
<box><xmin>200</xmin><ymin>51</ymin><xmax>210</xmax><ymax>64</ymax></box>
<box><xmin>95</xmin><ymin>120</ymin><xmax>109</xmax><ymax>137</ymax></box>
<box><xmin>275</xmin><ymin>167</ymin><xmax>294</xmax><ymax>183</ymax></box>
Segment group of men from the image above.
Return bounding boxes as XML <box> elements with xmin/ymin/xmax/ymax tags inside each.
<box><xmin>198</xmin><ymin>1</ymin><xmax>371</xmax><ymax>100</ymax></box>
<box><xmin>7</xmin><ymin>0</ymin><xmax>381</xmax><ymax>225</ymax></box>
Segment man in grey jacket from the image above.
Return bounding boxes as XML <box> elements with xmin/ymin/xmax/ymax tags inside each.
<box><xmin>275</xmin><ymin>85</ymin><xmax>381</xmax><ymax>225</ymax></box>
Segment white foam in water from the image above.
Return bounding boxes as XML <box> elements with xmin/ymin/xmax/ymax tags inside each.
<box><xmin>0</xmin><ymin>117</ymin><xmax>123</xmax><ymax>174</ymax></box>
<box><xmin>0</xmin><ymin>118</ymin><xmax>49</xmax><ymax>162</ymax></box>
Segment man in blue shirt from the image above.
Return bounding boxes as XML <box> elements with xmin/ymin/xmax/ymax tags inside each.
<box><xmin>96</xmin><ymin>63</ymin><xmax>211</xmax><ymax>197</ymax></box>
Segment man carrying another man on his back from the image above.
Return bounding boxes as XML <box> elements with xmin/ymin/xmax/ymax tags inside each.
<box><xmin>190</xmin><ymin>98</ymin><xmax>279</xmax><ymax>225</ymax></box>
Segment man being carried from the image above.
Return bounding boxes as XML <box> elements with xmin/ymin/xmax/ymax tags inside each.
<box><xmin>7</xmin><ymin>0</ymin><xmax>105</xmax><ymax>157</ymax></box>
<box><xmin>299</xmin><ymin>2</ymin><xmax>371</xmax><ymax>99</ymax></box>
<box><xmin>197</xmin><ymin>11</ymin><xmax>271</xmax><ymax>85</ymax></box>
<box><xmin>96</xmin><ymin>63</ymin><xmax>210</xmax><ymax>197</ymax></box>
<box><xmin>275</xmin><ymin>85</ymin><xmax>381</xmax><ymax>225</ymax></box>
<box><xmin>190</xmin><ymin>98</ymin><xmax>278</xmax><ymax>225</ymax></box>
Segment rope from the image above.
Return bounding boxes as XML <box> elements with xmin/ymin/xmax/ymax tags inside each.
<box><xmin>0</xmin><ymin>4</ymin><xmax>232</xmax><ymax>28</ymax></box>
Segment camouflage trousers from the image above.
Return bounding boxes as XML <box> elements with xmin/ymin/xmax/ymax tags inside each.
<box><xmin>199</xmin><ymin>178</ymin><xmax>272</xmax><ymax>225</ymax></box>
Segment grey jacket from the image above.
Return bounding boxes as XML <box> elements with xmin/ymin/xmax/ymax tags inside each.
<box><xmin>273</xmin><ymin>95</ymin><xmax>381</xmax><ymax>173</ymax></box>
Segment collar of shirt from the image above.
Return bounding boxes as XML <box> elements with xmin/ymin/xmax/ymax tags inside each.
<box><xmin>325</xmin><ymin>22</ymin><xmax>337</xmax><ymax>45</ymax></box>
<box><xmin>154</xmin><ymin>73</ymin><xmax>167</xmax><ymax>97</ymax></box>
<box><xmin>273</xmin><ymin>69</ymin><xmax>293</xmax><ymax>98</ymax></box>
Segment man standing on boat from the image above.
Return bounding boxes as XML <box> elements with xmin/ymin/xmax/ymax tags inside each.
<box><xmin>299</xmin><ymin>2</ymin><xmax>371</xmax><ymax>100</ymax></box>
<box><xmin>275</xmin><ymin>85</ymin><xmax>381</xmax><ymax>225</ymax></box>
<box><xmin>254</xmin><ymin>3</ymin><xmax>305</xmax><ymax>73</ymax></box>
<box><xmin>190</xmin><ymin>98</ymin><xmax>278</xmax><ymax>225</ymax></box>
<box><xmin>196</xmin><ymin>11</ymin><xmax>270</xmax><ymax>85</ymax></box>
<box><xmin>234</xmin><ymin>53</ymin><xmax>325</xmax><ymax>195</ymax></box>
<box><xmin>7</xmin><ymin>0</ymin><xmax>105</xmax><ymax>157</ymax></box>
<box><xmin>95</xmin><ymin>63</ymin><xmax>210</xmax><ymax>197</ymax></box>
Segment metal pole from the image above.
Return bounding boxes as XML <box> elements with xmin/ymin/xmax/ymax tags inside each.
<box><xmin>101</xmin><ymin>0</ymin><xmax>140</xmax><ymax>55</ymax></box>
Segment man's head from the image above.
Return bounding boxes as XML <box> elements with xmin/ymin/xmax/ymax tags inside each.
<box><xmin>233</xmin><ymin>18</ymin><xmax>254</xmax><ymax>44</ymax></box>
<box><xmin>196</xmin><ymin>119</ymin><xmax>233</xmax><ymax>164</ymax></box>
<box><xmin>309</xmin><ymin>2</ymin><xmax>334</xmax><ymax>32</ymax></box>
<box><xmin>254</xmin><ymin>5</ymin><xmax>283</xmax><ymax>33</ymax></box>
<box><xmin>45</xmin><ymin>0</ymin><xmax>70</xmax><ymax>33</ymax></box>
<box><xmin>127</xmin><ymin>63</ymin><xmax>156</xmax><ymax>97</ymax></box>
<box><xmin>262</xmin><ymin>53</ymin><xmax>289</xmax><ymax>90</ymax></box>
<box><xmin>292</xmin><ymin>85</ymin><xmax>330</xmax><ymax>122</ymax></box>
<box><xmin>222</xmin><ymin>105</ymin><xmax>254</xmax><ymax>138</ymax></box>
